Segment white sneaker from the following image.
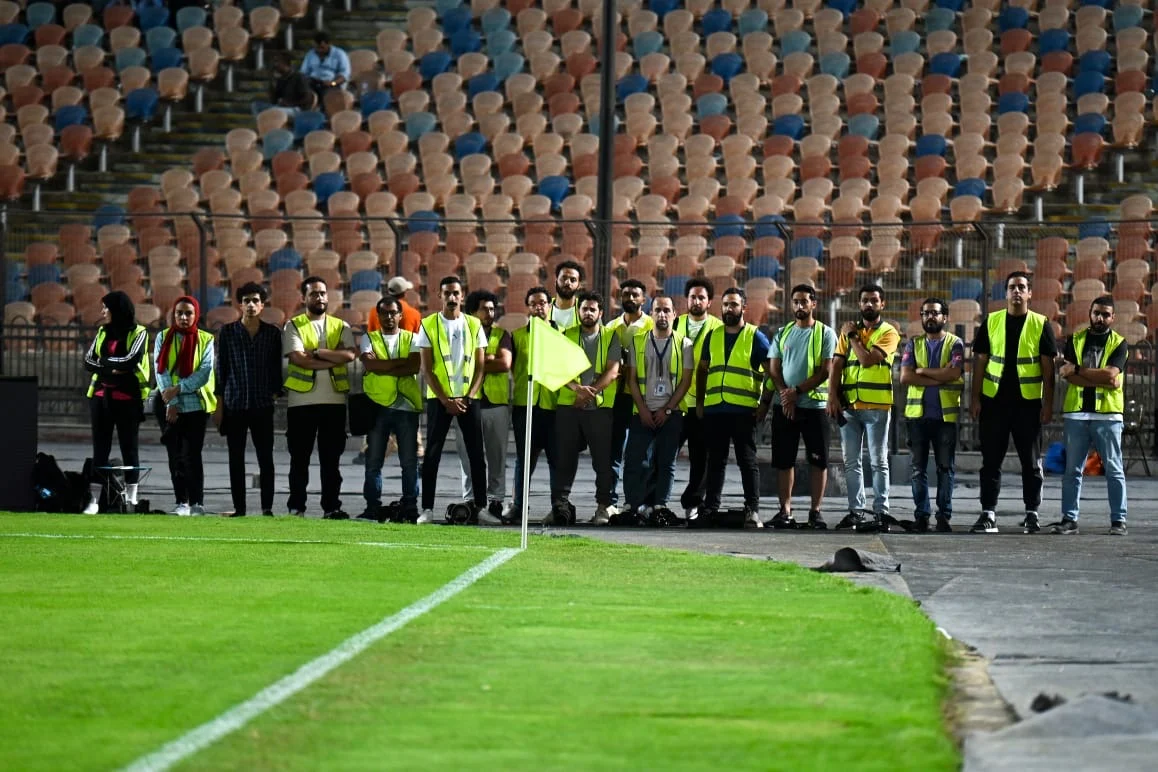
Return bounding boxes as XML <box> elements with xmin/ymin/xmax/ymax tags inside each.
<box><xmin>190</xmin><ymin>504</ymin><xmax>206</xmax><ymax>516</ymax></box>
<box><xmin>592</xmin><ymin>505</ymin><xmax>610</xmax><ymax>526</ymax></box>
<box><xmin>173</xmin><ymin>503</ymin><xmax>191</xmax><ymax>517</ymax></box>
<box><xmin>477</xmin><ymin>507</ymin><xmax>503</xmax><ymax>526</ymax></box>
<box><xmin>416</xmin><ymin>509</ymin><xmax>436</xmax><ymax>525</ymax></box>
<box><xmin>745</xmin><ymin>507</ymin><xmax>764</xmax><ymax>528</ymax></box>
<box><xmin>83</xmin><ymin>499</ymin><xmax>99</xmax><ymax>515</ymax></box>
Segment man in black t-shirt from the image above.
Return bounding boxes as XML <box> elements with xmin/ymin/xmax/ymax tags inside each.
<box><xmin>969</xmin><ymin>272</ymin><xmax>1057</xmax><ymax>533</ymax></box>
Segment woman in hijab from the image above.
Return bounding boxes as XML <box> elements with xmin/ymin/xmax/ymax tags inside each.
<box><xmin>153</xmin><ymin>296</ymin><xmax>217</xmax><ymax>516</ymax></box>
<box><xmin>82</xmin><ymin>291</ymin><xmax>151</xmax><ymax>514</ymax></box>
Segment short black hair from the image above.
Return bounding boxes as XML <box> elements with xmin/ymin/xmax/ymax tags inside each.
<box><xmin>314</xmin><ymin>32</ymin><xmax>330</xmax><ymax>45</ymax></box>
<box><xmin>722</xmin><ymin>286</ymin><xmax>746</xmax><ymax>302</ymax></box>
<box><xmin>921</xmin><ymin>297</ymin><xmax>948</xmax><ymax>315</ymax></box>
<box><xmin>790</xmin><ymin>284</ymin><xmax>816</xmax><ymax>301</ymax></box>
<box><xmin>1090</xmin><ymin>295</ymin><xmax>1115</xmax><ymax>310</ymax></box>
<box><xmin>376</xmin><ymin>295</ymin><xmax>401</xmax><ymax>315</ymax></box>
<box><xmin>859</xmin><ymin>283</ymin><xmax>885</xmax><ymax>299</ymax></box>
<box><xmin>464</xmin><ymin>289</ymin><xmax>498</xmax><ymax>315</ymax></box>
<box><xmin>525</xmin><ymin>285</ymin><xmax>551</xmax><ymax>304</ymax></box>
<box><xmin>300</xmin><ymin>276</ymin><xmax>326</xmax><ymax>295</ymax></box>
<box><xmin>236</xmin><ymin>282</ymin><xmax>268</xmax><ymax>303</ymax></box>
<box><xmin>439</xmin><ymin>275</ymin><xmax>462</xmax><ymax>290</ymax></box>
<box><xmin>1005</xmin><ymin>271</ymin><xmax>1032</xmax><ymax>289</ymax></box>
<box><xmin>620</xmin><ymin>278</ymin><xmax>647</xmax><ymax>294</ymax></box>
<box><xmin>684</xmin><ymin>277</ymin><xmax>714</xmax><ymax>300</ymax></box>
<box><xmin>555</xmin><ymin>260</ymin><xmax>585</xmax><ymax>281</ymax></box>
<box><xmin>577</xmin><ymin>290</ymin><xmax>603</xmax><ymax>310</ymax></box>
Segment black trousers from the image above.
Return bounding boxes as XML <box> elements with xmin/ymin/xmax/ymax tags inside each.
<box><xmin>164</xmin><ymin>411</ymin><xmax>208</xmax><ymax>505</ymax></box>
<box><xmin>423</xmin><ymin>398</ymin><xmax>487</xmax><ymax>511</ymax></box>
<box><xmin>286</xmin><ymin>403</ymin><xmax>347</xmax><ymax>514</ymax></box>
<box><xmin>90</xmin><ymin>397</ymin><xmax>142</xmax><ymax>484</ymax></box>
<box><xmin>511</xmin><ymin>404</ymin><xmax>558</xmax><ymax>509</ymax></box>
<box><xmin>608</xmin><ymin>390</ymin><xmax>634</xmax><ymax>505</ymax></box>
<box><xmin>703</xmin><ymin>411</ymin><xmax>761</xmax><ymax>511</ymax></box>
<box><xmin>978</xmin><ymin>398</ymin><xmax>1043</xmax><ymax>512</ymax></box>
<box><xmin>679</xmin><ymin>410</ymin><xmax>711</xmax><ymax>510</ymax></box>
<box><xmin>225</xmin><ymin>405</ymin><xmax>276</xmax><ymax>515</ymax></box>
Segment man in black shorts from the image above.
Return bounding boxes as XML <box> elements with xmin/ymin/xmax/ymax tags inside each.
<box><xmin>759</xmin><ymin>285</ymin><xmax>837</xmax><ymax>529</ymax></box>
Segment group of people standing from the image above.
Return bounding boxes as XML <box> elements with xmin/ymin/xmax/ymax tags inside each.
<box><xmin>80</xmin><ymin>270</ymin><xmax>1130</xmax><ymax>535</ymax></box>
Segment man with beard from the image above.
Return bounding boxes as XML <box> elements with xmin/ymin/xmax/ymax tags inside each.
<box><xmin>760</xmin><ymin>284</ymin><xmax>836</xmax><ymax>530</ymax></box>
<box><xmin>969</xmin><ymin>271</ymin><xmax>1057</xmax><ymax>534</ymax></box>
<box><xmin>552</xmin><ymin>291</ymin><xmax>621</xmax><ymax>524</ymax></box>
<box><xmin>675</xmin><ymin>278</ymin><xmax>723</xmax><ymax>518</ymax></box>
<box><xmin>623</xmin><ymin>295</ymin><xmax>694</xmax><ymax>521</ymax></box>
<box><xmin>283</xmin><ymin>276</ymin><xmax>357</xmax><ymax>518</ymax></box>
<box><xmin>899</xmin><ymin>297</ymin><xmax>965</xmax><ymax>533</ymax></box>
<box><xmin>696</xmin><ymin>288</ymin><xmax>771</xmax><ymax>527</ymax></box>
<box><xmin>455</xmin><ymin>290</ymin><xmax>512</xmax><ymax>522</ymax></box>
<box><xmin>827</xmin><ymin>284</ymin><xmax>900</xmax><ymax>533</ymax></box>
<box><xmin>551</xmin><ymin>260</ymin><xmax>584</xmax><ymax>331</ymax></box>
<box><xmin>416</xmin><ymin>276</ymin><xmax>490</xmax><ymax>524</ymax></box>
<box><xmin>605</xmin><ymin>279</ymin><xmax>654</xmax><ymax>510</ymax></box>
<box><xmin>509</xmin><ymin>286</ymin><xmax>561</xmax><ymax>520</ymax></box>
<box><xmin>1055</xmin><ymin>296</ymin><xmax>1128</xmax><ymax>535</ymax></box>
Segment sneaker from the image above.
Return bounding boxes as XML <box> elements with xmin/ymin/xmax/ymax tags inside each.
<box><xmin>323</xmin><ymin>510</ymin><xmax>350</xmax><ymax>520</ymax></box>
<box><xmin>1049</xmin><ymin>518</ymin><xmax>1078</xmax><ymax>535</ymax></box>
<box><xmin>288</xmin><ymin>509</ymin><xmax>306</xmax><ymax>518</ymax></box>
<box><xmin>592</xmin><ymin>505</ymin><xmax>611</xmax><ymax>526</ymax></box>
<box><xmin>477</xmin><ymin>506</ymin><xmax>503</xmax><ymax>526</ymax></box>
<box><xmin>856</xmin><ymin>514</ymin><xmax>890</xmax><ymax>534</ymax></box>
<box><xmin>223</xmin><ymin>510</ymin><xmax>245</xmax><ymax>518</ymax></box>
<box><xmin>913</xmin><ymin>513</ymin><xmax>931</xmax><ymax>533</ymax></box>
<box><xmin>768</xmin><ymin>510</ymin><xmax>796</xmax><ymax>529</ymax></box>
<box><xmin>1109</xmin><ymin>522</ymin><xmax>1128</xmax><ymax>536</ymax></box>
<box><xmin>83</xmin><ymin>499</ymin><xmax>100</xmax><ymax>515</ymax></box>
<box><xmin>744</xmin><ymin>506</ymin><xmax>763</xmax><ymax>528</ymax></box>
<box><xmin>190</xmin><ymin>504</ymin><xmax>206</xmax><ymax>516</ymax></box>
<box><xmin>684</xmin><ymin>506</ymin><xmax>697</xmax><ymax>522</ymax></box>
<box><xmin>1022</xmin><ymin>512</ymin><xmax>1041</xmax><ymax>534</ymax></box>
<box><xmin>173</xmin><ymin>503</ymin><xmax>191</xmax><ymax>517</ymax></box>
<box><xmin>970</xmin><ymin>512</ymin><xmax>998</xmax><ymax>533</ymax></box>
<box><xmin>262</xmin><ymin>510</ymin><xmax>274</xmax><ymax>517</ymax></box>
<box><xmin>487</xmin><ymin>500</ymin><xmax>504</xmax><ymax>519</ymax></box>
<box><xmin>807</xmin><ymin>509</ymin><xmax>827</xmax><ymax>530</ymax></box>
<box><xmin>416</xmin><ymin>509</ymin><xmax>436</xmax><ymax>525</ymax></box>
<box><xmin>357</xmin><ymin>508</ymin><xmax>385</xmax><ymax>523</ymax></box>
<box><xmin>935</xmin><ymin>515</ymin><xmax>953</xmax><ymax>533</ymax></box>
<box><xmin>835</xmin><ymin>510</ymin><xmax>868</xmax><ymax>530</ymax></box>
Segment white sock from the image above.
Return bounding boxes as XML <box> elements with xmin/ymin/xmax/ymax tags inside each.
<box><xmin>89</xmin><ymin>483</ymin><xmax>102</xmax><ymax>504</ymax></box>
<box><xmin>126</xmin><ymin>484</ymin><xmax>138</xmax><ymax>505</ymax></box>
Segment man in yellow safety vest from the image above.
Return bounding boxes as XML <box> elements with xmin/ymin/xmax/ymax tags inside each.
<box><xmin>674</xmin><ymin>278</ymin><xmax>723</xmax><ymax>518</ymax></box>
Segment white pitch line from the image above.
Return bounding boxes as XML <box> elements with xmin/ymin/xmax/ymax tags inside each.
<box><xmin>121</xmin><ymin>547</ymin><xmax>521</xmax><ymax>772</ymax></box>
<box><xmin>0</xmin><ymin>532</ymin><xmax>498</xmax><ymax>551</ymax></box>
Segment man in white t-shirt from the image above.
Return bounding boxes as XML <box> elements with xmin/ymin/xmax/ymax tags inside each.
<box><xmin>282</xmin><ymin>276</ymin><xmax>357</xmax><ymax>518</ymax></box>
<box><xmin>550</xmin><ymin>259</ymin><xmax>583</xmax><ymax>331</ymax></box>
<box><xmin>415</xmin><ymin>276</ymin><xmax>489</xmax><ymax>524</ymax></box>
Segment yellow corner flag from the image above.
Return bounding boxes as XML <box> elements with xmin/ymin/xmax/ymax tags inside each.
<box><xmin>529</xmin><ymin>316</ymin><xmax>590</xmax><ymax>392</ymax></box>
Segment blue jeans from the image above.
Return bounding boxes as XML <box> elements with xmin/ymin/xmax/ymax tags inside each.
<box><xmin>1062</xmin><ymin>418</ymin><xmax>1127</xmax><ymax>524</ymax></box>
<box><xmin>906</xmin><ymin>419</ymin><xmax>956</xmax><ymax>519</ymax></box>
<box><xmin>363</xmin><ymin>408</ymin><xmax>419</xmax><ymax>509</ymax></box>
<box><xmin>840</xmin><ymin>409</ymin><xmax>891</xmax><ymax>514</ymax></box>
<box><xmin>623</xmin><ymin>412</ymin><xmax>683</xmax><ymax>509</ymax></box>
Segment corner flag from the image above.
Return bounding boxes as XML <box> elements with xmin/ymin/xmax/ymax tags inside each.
<box><xmin>528</xmin><ymin>316</ymin><xmax>590</xmax><ymax>392</ymax></box>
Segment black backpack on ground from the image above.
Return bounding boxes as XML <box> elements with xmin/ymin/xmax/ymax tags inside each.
<box><xmin>33</xmin><ymin>453</ymin><xmax>88</xmax><ymax>513</ymax></box>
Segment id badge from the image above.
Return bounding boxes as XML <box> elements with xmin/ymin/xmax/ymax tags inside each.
<box><xmin>653</xmin><ymin>381</ymin><xmax>668</xmax><ymax>397</ymax></box>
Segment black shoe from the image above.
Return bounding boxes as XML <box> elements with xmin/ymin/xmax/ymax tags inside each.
<box><xmin>807</xmin><ymin>509</ymin><xmax>827</xmax><ymax>530</ymax></box>
<box><xmin>855</xmin><ymin>514</ymin><xmax>891</xmax><ymax>534</ymax></box>
<box><xmin>1109</xmin><ymin>522</ymin><xmax>1128</xmax><ymax>535</ymax></box>
<box><xmin>261</xmin><ymin>510</ymin><xmax>274</xmax><ymax>517</ymax></box>
<box><xmin>224</xmin><ymin>511</ymin><xmax>245</xmax><ymax>518</ymax></box>
<box><xmin>935</xmin><ymin>515</ymin><xmax>952</xmax><ymax>533</ymax></box>
<box><xmin>835</xmin><ymin>510</ymin><xmax>869</xmax><ymax>530</ymax></box>
<box><xmin>357</xmin><ymin>507</ymin><xmax>385</xmax><ymax>523</ymax></box>
<box><xmin>1049</xmin><ymin>518</ymin><xmax>1078</xmax><ymax>535</ymax></box>
<box><xmin>970</xmin><ymin>513</ymin><xmax>998</xmax><ymax>533</ymax></box>
<box><xmin>487</xmin><ymin>500</ymin><xmax>504</xmax><ymax>519</ymax></box>
<box><xmin>687</xmin><ymin>507</ymin><xmax>713</xmax><ymax>529</ymax></box>
<box><xmin>1022</xmin><ymin>512</ymin><xmax>1041</xmax><ymax>534</ymax></box>
<box><xmin>913</xmin><ymin>514</ymin><xmax>931</xmax><ymax>533</ymax></box>
<box><xmin>323</xmin><ymin>510</ymin><xmax>350</xmax><ymax>520</ymax></box>
<box><xmin>543</xmin><ymin>502</ymin><xmax>576</xmax><ymax>527</ymax></box>
<box><xmin>769</xmin><ymin>510</ymin><xmax>797</xmax><ymax>529</ymax></box>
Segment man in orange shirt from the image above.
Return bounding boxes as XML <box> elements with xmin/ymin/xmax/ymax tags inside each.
<box><xmin>366</xmin><ymin>276</ymin><xmax>421</xmax><ymax>333</ymax></box>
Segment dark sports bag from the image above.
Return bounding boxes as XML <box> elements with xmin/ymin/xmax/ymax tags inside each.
<box><xmin>33</xmin><ymin>453</ymin><xmax>88</xmax><ymax>513</ymax></box>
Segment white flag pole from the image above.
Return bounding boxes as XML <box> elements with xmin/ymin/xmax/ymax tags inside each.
<box><xmin>520</xmin><ymin>375</ymin><xmax>534</xmax><ymax>551</ymax></box>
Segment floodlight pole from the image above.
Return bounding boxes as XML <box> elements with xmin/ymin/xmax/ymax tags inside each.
<box><xmin>592</xmin><ymin>0</ymin><xmax>617</xmax><ymax>314</ymax></box>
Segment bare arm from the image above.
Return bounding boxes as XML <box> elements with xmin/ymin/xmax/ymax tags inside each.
<box><xmin>467</xmin><ymin>346</ymin><xmax>486</xmax><ymax>398</ymax></box>
<box><xmin>847</xmin><ymin>335</ymin><xmax>886</xmax><ymax>367</ymax></box>
<box><xmin>918</xmin><ymin>364</ymin><xmax>963</xmax><ymax>383</ymax></box>
<box><xmin>287</xmin><ymin>351</ymin><xmax>337</xmax><ymax>370</ymax></box>
<box><xmin>590</xmin><ymin>360</ymin><xmax>620</xmax><ymax>395</ymax></box>
<box><xmin>970</xmin><ymin>353</ymin><xmax>989</xmax><ymax>406</ymax></box>
<box><xmin>360</xmin><ymin>351</ymin><xmax>420</xmax><ymax>375</ymax></box>
<box><xmin>799</xmin><ymin>357</ymin><xmax>833</xmax><ymax>393</ymax></box>
<box><xmin>695</xmin><ymin>359</ymin><xmax>709</xmax><ymax>411</ymax></box>
<box><xmin>669</xmin><ymin>367</ymin><xmax>693</xmax><ymax>408</ymax></box>
<box><xmin>901</xmin><ymin>365</ymin><xmax>941</xmax><ymax>387</ymax></box>
<box><xmin>768</xmin><ymin>357</ymin><xmax>788</xmax><ymax>392</ymax></box>
<box><xmin>1041</xmin><ymin>355</ymin><xmax>1055</xmax><ymax>418</ymax></box>
<box><xmin>314</xmin><ymin>345</ymin><xmax>357</xmax><ymax>364</ymax></box>
<box><xmin>484</xmin><ymin>346</ymin><xmax>512</xmax><ymax>373</ymax></box>
<box><xmin>626</xmin><ymin>365</ymin><xmax>647</xmax><ymax>413</ymax></box>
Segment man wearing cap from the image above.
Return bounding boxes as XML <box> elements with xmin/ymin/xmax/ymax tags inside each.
<box><xmin>366</xmin><ymin>276</ymin><xmax>421</xmax><ymax>334</ymax></box>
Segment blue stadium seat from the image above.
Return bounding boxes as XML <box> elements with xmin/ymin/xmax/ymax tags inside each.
<box><xmin>753</xmin><ymin>215</ymin><xmax>786</xmax><ymax>239</ymax></box>
<box><xmin>150</xmin><ymin>46</ymin><xmax>183</xmax><ymax>73</ymax></box>
<box><xmin>115</xmin><ymin>47</ymin><xmax>148</xmax><ymax>72</ymax></box>
<box><xmin>1079</xmin><ymin>218</ymin><xmax>1110</xmax><ymax>240</ymax></box>
<box><xmin>28</xmin><ymin>264</ymin><xmax>61</xmax><ymax>287</ymax></box>
<box><xmin>313</xmin><ymin>172</ymin><xmax>346</xmax><ymax>207</ymax></box>
<box><xmin>616</xmin><ymin>74</ymin><xmax>649</xmax><ymax>102</ymax></box>
<box><xmin>633</xmin><ymin>30</ymin><xmax>664</xmax><ymax>59</ymax></box>
<box><xmin>827</xmin><ymin>0</ymin><xmax>857</xmax><ymax>17</ymax></box>
<box><xmin>889</xmin><ymin>30</ymin><xmax>921</xmax><ymax>57</ymax></box>
<box><xmin>441</xmin><ymin>6</ymin><xmax>472</xmax><ymax>35</ymax></box>
<box><xmin>404</xmin><ymin>111</ymin><xmax>437</xmax><ymax>142</ymax></box>
<box><xmin>268</xmin><ymin>248</ymin><xmax>303</xmax><ymax>272</ymax></box>
<box><xmin>929</xmin><ymin>53</ymin><xmax>961</xmax><ymax>78</ymax></box>
<box><xmin>701</xmin><ymin>8</ymin><xmax>732</xmax><ymax>36</ymax></box>
<box><xmin>145</xmin><ymin>26</ymin><xmax>177</xmax><ymax>54</ymax></box>
<box><xmin>454</xmin><ymin>131</ymin><xmax>486</xmax><ymax>159</ymax></box>
<box><xmin>262</xmin><ymin>129</ymin><xmax>293</xmax><ymax>160</ymax></box>
<box><xmin>126</xmin><ymin>88</ymin><xmax>160</xmax><ymax>121</ymax></box>
<box><xmin>419</xmin><ymin>51</ymin><xmax>452</xmax><ymax>80</ymax></box>
<box><xmin>176</xmin><ymin>6</ymin><xmax>207</xmax><ymax>33</ymax></box>
<box><xmin>1078</xmin><ymin>50</ymin><xmax>1111</xmax><ymax>76</ymax></box>
<box><xmin>915</xmin><ymin>134</ymin><xmax>948</xmax><ymax>158</ymax></box>
<box><xmin>713</xmin><ymin>215</ymin><xmax>746</xmax><ymax>239</ymax></box>
<box><xmin>772</xmin><ymin>115</ymin><xmax>804</xmax><ymax>139</ymax></box>
<box><xmin>781</xmin><ymin>30</ymin><xmax>811</xmax><ymax>56</ymax></box>
<box><xmin>138</xmin><ymin>6</ymin><xmax>170</xmax><ymax>31</ymax></box>
<box><xmin>1074</xmin><ymin>70</ymin><xmax>1106</xmax><ymax>98</ymax></box>
<box><xmin>406</xmin><ymin>210</ymin><xmax>441</xmax><ymax>232</ymax></box>
<box><xmin>25</xmin><ymin>3</ymin><xmax>56</xmax><ymax>29</ymax></box>
<box><xmin>663</xmin><ymin>275</ymin><xmax>689</xmax><ymax>298</ymax></box>
<box><xmin>0</xmin><ymin>24</ymin><xmax>30</xmax><ymax>46</ymax></box>
<box><xmin>435</xmin><ymin>0</ymin><xmax>463</xmax><ymax>16</ymax></box>
<box><xmin>1073</xmin><ymin>113</ymin><xmax>1107</xmax><ymax>136</ymax></box>
<box><xmin>955</xmin><ymin>178</ymin><xmax>987</xmax><ymax>199</ymax></box>
<box><xmin>360</xmin><ymin>90</ymin><xmax>392</xmax><ymax>117</ymax></box>
<box><xmin>467</xmin><ymin>72</ymin><xmax>500</xmax><ymax>98</ymax></box>
<box><xmin>790</xmin><ymin>237</ymin><xmax>824</xmax><ymax>261</ymax></box>
<box><xmin>494</xmin><ymin>52</ymin><xmax>525</xmax><ymax>81</ymax></box>
<box><xmin>710</xmin><ymin>52</ymin><xmax>743</xmax><ymax>84</ymax></box>
<box><xmin>738</xmin><ymin>9</ymin><xmax>768</xmax><ymax>36</ymax></box>
<box><xmin>998</xmin><ymin>7</ymin><xmax>1030</xmax><ymax>32</ymax></box>
<box><xmin>746</xmin><ymin>255</ymin><xmax>781</xmax><ymax>280</ymax></box>
<box><xmin>292</xmin><ymin>110</ymin><xmax>325</xmax><ymax>141</ymax></box>
<box><xmin>819</xmin><ymin>52</ymin><xmax>850</xmax><ymax>79</ymax></box>
<box><xmin>991</xmin><ymin>281</ymin><xmax>1006</xmax><ymax>301</ymax></box>
<box><xmin>480</xmin><ymin>7</ymin><xmax>511</xmax><ymax>36</ymax></box>
<box><xmin>450</xmin><ymin>28</ymin><xmax>481</xmax><ymax>57</ymax></box>
<box><xmin>1039</xmin><ymin>29</ymin><xmax>1069</xmax><ymax>56</ymax></box>
<box><xmin>72</xmin><ymin>24</ymin><xmax>104</xmax><ymax>49</ymax></box>
<box><xmin>538</xmin><ymin>176</ymin><xmax>569</xmax><ymax>209</ymax></box>
<box><xmin>6</xmin><ymin>274</ymin><xmax>27</xmax><ymax>303</ymax></box>
<box><xmin>648</xmin><ymin>0</ymin><xmax>679</xmax><ymax>20</ymax></box>
<box><xmin>587</xmin><ymin>112</ymin><xmax>620</xmax><ymax>133</ymax></box>
<box><xmin>848</xmin><ymin>114</ymin><xmax>880</xmax><ymax>140</ymax></box>
<box><xmin>997</xmin><ymin>92</ymin><xmax>1029</xmax><ymax>115</ymax></box>
<box><xmin>92</xmin><ymin>205</ymin><xmax>126</xmax><ymax>229</ymax></box>
<box><xmin>203</xmin><ymin>286</ymin><xmax>227</xmax><ymax>309</ymax></box>
<box><xmin>696</xmin><ymin>92</ymin><xmax>727</xmax><ymax>119</ymax></box>
<box><xmin>350</xmin><ymin>270</ymin><xmax>382</xmax><ymax>292</ymax></box>
<box><xmin>54</xmin><ymin>105</ymin><xmax>88</xmax><ymax>132</ymax></box>
<box><xmin>486</xmin><ymin>29</ymin><xmax>515</xmax><ymax>57</ymax></box>
<box><xmin>925</xmin><ymin>7</ymin><xmax>956</xmax><ymax>32</ymax></box>
<box><xmin>1113</xmin><ymin>5</ymin><xmax>1144</xmax><ymax>30</ymax></box>
<box><xmin>950</xmin><ymin>278</ymin><xmax>983</xmax><ymax>303</ymax></box>
<box><xmin>934</xmin><ymin>0</ymin><xmax>964</xmax><ymax>10</ymax></box>
<box><xmin>1079</xmin><ymin>0</ymin><xmax>1112</xmax><ymax>8</ymax></box>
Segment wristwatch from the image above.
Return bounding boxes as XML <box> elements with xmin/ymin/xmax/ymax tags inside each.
<box><xmin>664</xmin><ymin>408</ymin><xmax>673</xmax><ymax>415</ymax></box>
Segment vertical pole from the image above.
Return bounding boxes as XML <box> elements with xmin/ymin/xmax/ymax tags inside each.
<box><xmin>520</xmin><ymin>377</ymin><xmax>534</xmax><ymax>550</ymax></box>
<box><xmin>591</xmin><ymin>0</ymin><xmax>617</xmax><ymax>308</ymax></box>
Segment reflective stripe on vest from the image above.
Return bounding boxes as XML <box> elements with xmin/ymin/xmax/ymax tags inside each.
<box><xmin>981</xmin><ymin>310</ymin><xmax>1046</xmax><ymax>400</ymax></box>
<box><xmin>904</xmin><ymin>333</ymin><xmax>964</xmax><ymax>423</ymax></box>
<box><xmin>364</xmin><ymin>330</ymin><xmax>422</xmax><ymax>409</ymax></box>
<box><xmin>480</xmin><ymin>326</ymin><xmax>511</xmax><ymax>406</ymax></box>
<box><xmin>841</xmin><ymin>322</ymin><xmax>897</xmax><ymax>405</ymax></box>
<box><xmin>632</xmin><ymin>329</ymin><xmax>685</xmax><ymax>414</ymax></box>
<box><xmin>158</xmin><ymin>328</ymin><xmax>217</xmax><ymax>412</ymax></box>
<box><xmin>284</xmin><ymin>315</ymin><xmax>350</xmax><ymax>393</ymax></box>
<box><xmin>704</xmin><ymin>324</ymin><xmax>761</xmax><ymax>408</ymax></box>
<box><xmin>86</xmin><ymin>324</ymin><xmax>151</xmax><ymax>400</ymax></box>
<box><xmin>555</xmin><ymin>325</ymin><xmax>619</xmax><ymax>408</ymax></box>
<box><xmin>1062</xmin><ymin>328</ymin><xmax>1126</xmax><ymax>414</ymax></box>
<box><xmin>511</xmin><ymin>323</ymin><xmax>557</xmax><ymax>409</ymax></box>
<box><xmin>421</xmin><ymin>312</ymin><xmax>482</xmax><ymax>399</ymax></box>
<box><xmin>764</xmin><ymin>321</ymin><xmax>831</xmax><ymax>403</ymax></box>
<box><xmin>675</xmin><ymin>313</ymin><xmax>723</xmax><ymax>410</ymax></box>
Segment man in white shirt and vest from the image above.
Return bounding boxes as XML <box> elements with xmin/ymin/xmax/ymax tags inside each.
<box><xmin>550</xmin><ymin>260</ymin><xmax>584</xmax><ymax>331</ymax></box>
<box><xmin>1055</xmin><ymin>295</ymin><xmax>1128</xmax><ymax>535</ymax></box>
<box><xmin>416</xmin><ymin>276</ymin><xmax>490</xmax><ymax>524</ymax></box>
<box><xmin>283</xmin><ymin>276</ymin><xmax>357</xmax><ymax>518</ymax></box>
<box><xmin>675</xmin><ymin>278</ymin><xmax>723</xmax><ymax>518</ymax></box>
<box><xmin>899</xmin><ymin>297</ymin><xmax>965</xmax><ymax>532</ymax></box>
<box><xmin>969</xmin><ymin>271</ymin><xmax>1057</xmax><ymax>534</ymax></box>
<box><xmin>606</xmin><ymin>279</ymin><xmax>654</xmax><ymax>510</ymax></box>
<box><xmin>359</xmin><ymin>295</ymin><xmax>422</xmax><ymax>523</ymax></box>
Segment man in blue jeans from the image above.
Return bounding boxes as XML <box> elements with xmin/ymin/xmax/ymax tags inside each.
<box><xmin>1056</xmin><ymin>296</ymin><xmax>1129</xmax><ymax>535</ymax></box>
<box><xmin>899</xmin><ymin>297</ymin><xmax>965</xmax><ymax>533</ymax></box>
<box><xmin>359</xmin><ymin>296</ymin><xmax>421</xmax><ymax>522</ymax></box>
<box><xmin>827</xmin><ymin>284</ymin><xmax>901</xmax><ymax>532</ymax></box>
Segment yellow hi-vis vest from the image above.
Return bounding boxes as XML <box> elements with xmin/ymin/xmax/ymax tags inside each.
<box><xmin>631</xmin><ymin>329</ymin><xmax>685</xmax><ymax>414</ymax></box>
<box><xmin>511</xmin><ymin>322</ymin><xmax>557</xmax><ymax>409</ymax></box>
<box><xmin>841</xmin><ymin>322</ymin><xmax>897</xmax><ymax>406</ymax></box>
<box><xmin>156</xmin><ymin>328</ymin><xmax>217</xmax><ymax>412</ymax></box>
<box><xmin>904</xmin><ymin>333</ymin><xmax>964</xmax><ymax>423</ymax></box>
<box><xmin>420</xmin><ymin>312</ymin><xmax>483</xmax><ymax>399</ymax></box>
<box><xmin>1063</xmin><ymin>328</ymin><xmax>1126</xmax><ymax>415</ymax></box>
<box><xmin>363</xmin><ymin>330</ymin><xmax>422</xmax><ymax>409</ymax></box>
<box><xmin>285</xmin><ymin>314</ymin><xmax>350</xmax><ymax>393</ymax></box>
<box><xmin>556</xmin><ymin>325</ymin><xmax>619</xmax><ymax>408</ymax></box>
<box><xmin>982</xmin><ymin>310</ymin><xmax>1046</xmax><ymax>400</ymax></box>
<box><xmin>86</xmin><ymin>324</ymin><xmax>151</xmax><ymax>400</ymax></box>
<box><xmin>675</xmin><ymin>313</ymin><xmax>723</xmax><ymax>411</ymax></box>
<box><xmin>606</xmin><ymin>312</ymin><xmax>655</xmax><ymax>348</ymax></box>
<box><xmin>764</xmin><ymin>321</ymin><xmax>831</xmax><ymax>403</ymax></box>
<box><xmin>703</xmin><ymin>324</ymin><xmax>762</xmax><ymax>408</ymax></box>
<box><xmin>481</xmin><ymin>326</ymin><xmax>510</xmax><ymax>406</ymax></box>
